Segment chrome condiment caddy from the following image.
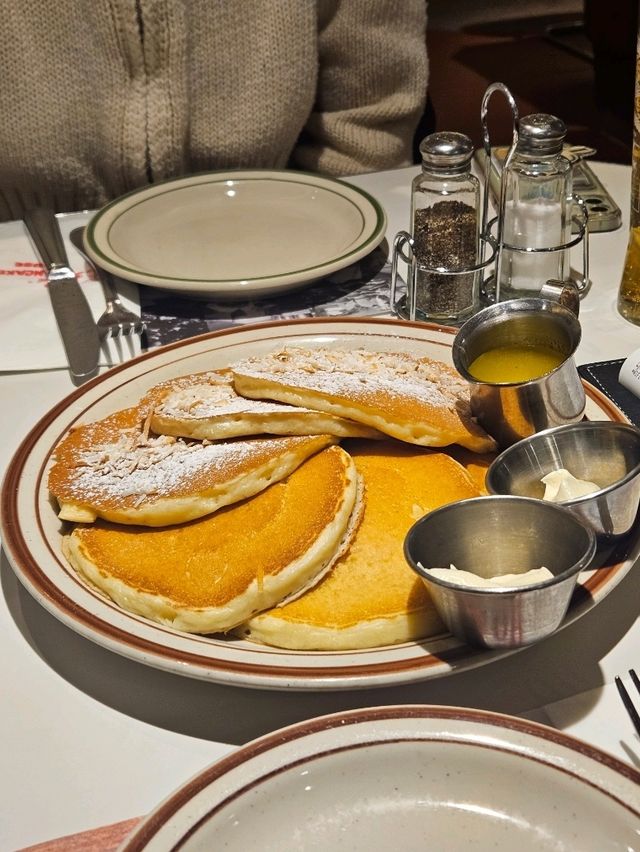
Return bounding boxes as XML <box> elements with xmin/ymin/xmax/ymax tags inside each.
<box><xmin>391</xmin><ymin>82</ymin><xmax>590</xmax><ymax>324</ymax></box>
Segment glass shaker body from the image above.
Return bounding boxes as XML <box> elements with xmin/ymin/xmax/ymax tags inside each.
<box><xmin>617</xmin><ymin>26</ymin><xmax>640</xmax><ymax>325</ymax></box>
<box><xmin>410</xmin><ymin>132</ymin><xmax>481</xmax><ymax>322</ymax></box>
<box><xmin>498</xmin><ymin>116</ymin><xmax>573</xmax><ymax>301</ymax></box>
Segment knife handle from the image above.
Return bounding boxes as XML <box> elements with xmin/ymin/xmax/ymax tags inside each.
<box><xmin>24</xmin><ymin>207</ymin><xmax>69</xmax><ymax>269</ymax></box>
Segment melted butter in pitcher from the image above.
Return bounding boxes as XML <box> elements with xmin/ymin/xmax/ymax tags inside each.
<box><xmin>467</xmin><ymin>344</ymin><xmax>565</xmax><ymax>383</ymax></box>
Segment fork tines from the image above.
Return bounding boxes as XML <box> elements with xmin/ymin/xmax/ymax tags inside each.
<box><xmin>615</xmin><ymin>669</ymin><xmax>640</xmax><ymax>737</ymax></box>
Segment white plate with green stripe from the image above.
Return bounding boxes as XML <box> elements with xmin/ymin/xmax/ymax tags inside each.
<box><xmin>84</xmin><ymin>170</ymin><xmax>386</xmax><ymax>299</ymax></box>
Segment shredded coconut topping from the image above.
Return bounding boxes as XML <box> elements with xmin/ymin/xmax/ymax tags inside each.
<box><xmin>65</xmin><ymin>428</ymin><xmax>310</xmax><ymax>504</ymax></box>
<box><xmin>232</xmin><ymin>347</ymin><xmax>470</xmax><ymax>411</ymax></box>
<box><xmin>156</xmin><ymin>380</ymin><xmax>314</xmax><ymax>420</ymax></box>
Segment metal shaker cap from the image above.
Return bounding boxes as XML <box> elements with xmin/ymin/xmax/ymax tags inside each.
<box><xmin>517</xmin><ymin>114</ymin><xmax>567</xmax><ymax>155</ymax></box>
<box><xmin>419</xmin><ymin>131</ymin><xmax>474</xmax><ymax>173</ymax></box>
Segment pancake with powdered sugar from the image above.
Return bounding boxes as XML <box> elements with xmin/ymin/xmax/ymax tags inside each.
<box><xmin>231</xmin><ymin>347</ymin><xmax>496</xmax><ymax>453</ymax></box>
<box><xmin>147</xmin><ymin>369</ymin><xmax>382</xmax><ymax>440</ymax></box>
<box><xmin>48</xmin><ymin>405</ymin><xmax>335</xmax><ymax>526</ymax></box>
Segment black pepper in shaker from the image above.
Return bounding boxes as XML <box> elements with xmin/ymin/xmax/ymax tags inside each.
<box><xmin>410</xmin><ymin>131</ymin><xmax>481</xmax><ymax>321</ymax></box>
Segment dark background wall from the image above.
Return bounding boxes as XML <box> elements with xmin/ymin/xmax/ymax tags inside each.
<box><xmin>420</xmin><ymin>0</ymin><xmax>638</xmax><ymax>164</ymax></box>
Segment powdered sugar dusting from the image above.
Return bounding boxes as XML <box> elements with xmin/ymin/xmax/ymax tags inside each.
<box><xmin>58</xmin><ymin>423</ymin><xmax>320</xmax><ymax>506</ymax></box>
<box><xmin>231</xmin><ymin>346</ymin><xmax>497</xmax><ymax>452</ymax></box>
<box><xmin>156</xmin><ymin>376</ymin><xmax>316</xmax><ymax>420</ymax></box>
<box><xmin>232</xmin><ymin>347</ymin><xmax>469</xmax><ymax>412</ymax></box>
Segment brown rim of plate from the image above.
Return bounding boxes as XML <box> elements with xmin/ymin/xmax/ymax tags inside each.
<box><xmin>1</xmin><ymin>317</ymin><xmax>635</xmax><ymax>687</ymax></box>
<box><xmin>120</xmin><ymin>704</ymin><xmax>640</xmax><ymax>851</ymax></box>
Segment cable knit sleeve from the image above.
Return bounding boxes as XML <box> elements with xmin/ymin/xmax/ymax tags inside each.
<box><xmin>291</xmin><ymin>0</ymin><xmax>428</xmax><ymax>176</ymax></box>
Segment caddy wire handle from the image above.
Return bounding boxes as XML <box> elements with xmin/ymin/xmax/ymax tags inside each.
<box><xmin>480</xmin><ymin>82</ymin><xmax>519</xmax><ymax>291</ymax></box>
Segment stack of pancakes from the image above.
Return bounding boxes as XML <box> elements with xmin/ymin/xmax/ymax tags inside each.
<box><xmin>51</xmin><ymin>346</ymin><xmax>496</xmax><ymax>650</ymax></box>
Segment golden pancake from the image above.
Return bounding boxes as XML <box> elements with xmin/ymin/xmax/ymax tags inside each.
<box><xmin>231</xmin><ymin>347</ymin><xmax>496</xmax><ymax>453</ymax></box>
<box><xmin>237</xmin><ymin>439</ymin><xmax>483</xmax><ymax>650</ymax></box>
<box><xmin>49</xmin><ymin>405</ymin><xmax>335</xmax><ymax>526</ymax></box>
<box><xmin>148</xmin><ymin>369</ymin><xmax>382</xmax><ymax>440</ymax></box>
<box><xmin>445</xmin><ymin>445</ymin><xmax>497</xmax><ymax>494</ymax></box>
<box><xmin>63</xmin><ymin>446</ymin><xmax>361</xmax><ymax>633</ymax></box>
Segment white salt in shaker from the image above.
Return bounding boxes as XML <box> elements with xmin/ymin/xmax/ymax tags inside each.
<box><xmin>498</xmin><ymin>113</ymin><xmax>572</xmax><ymax>301</ymax></box>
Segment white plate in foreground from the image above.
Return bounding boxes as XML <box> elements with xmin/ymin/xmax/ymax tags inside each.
<box><xmin>2</xmin><ymin>318</ymin><xmax>637</xmax><ymax>690</ymax></box>
<box><xmin>84</xmin><ymin>170</ymin><xmax>386</xmax><ymax>298</ymax></box>
<box><xmin>121</xmin><ymin>705</ymin><xmax>640</xmax><ymax>851</ymax></box>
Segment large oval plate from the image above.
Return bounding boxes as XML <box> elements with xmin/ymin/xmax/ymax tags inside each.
<box><xmin>122</xmin><ymin>705</ymin><xmax>640</xmax><ymax>850</ymax></box>
<box><xmin>2</xmin><ymin>318</ymin><xmax>637</xmax><ymax>690</ymax></box>
<box><xmin>84</xmin><ymin>170</ymin><xmax>386</xmax><ymax>298</ymax></box>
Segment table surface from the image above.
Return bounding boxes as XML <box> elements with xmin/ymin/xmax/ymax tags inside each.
<box><xmin>3</xmin><ymin>162</ymin><xmax>640</xmax><ymax>850</ymax></box>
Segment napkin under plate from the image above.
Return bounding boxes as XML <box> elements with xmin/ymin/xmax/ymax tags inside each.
<box><xmin>0</xmin><ymin>212</ymin><xmax>141</xmax><ymax>372</ymax></box>
<box><xmin>141</xmin><ymin>245</ymin><xmax>398</xmax><ymax>347</ymax></box>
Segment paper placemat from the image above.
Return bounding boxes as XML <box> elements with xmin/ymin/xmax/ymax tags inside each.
<box><xmin>1</xmin><ymin>221</ymin><xmax>398</xmax><ymax>372</ymax></box>
<box><xmin>0</xmin><ymin>212</ymin><xmax>141</xmax><ymax>373</ymax></box>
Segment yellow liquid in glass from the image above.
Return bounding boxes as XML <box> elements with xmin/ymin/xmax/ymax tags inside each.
<box><xmin>468</xmin><ymin>345</ymin><xmax>565</xmax><ymax>383</ymax></box>
<box><xmin>618</xmin><ymin>226</ymin><xmax>640</xmax><ymax>324</ymax></box>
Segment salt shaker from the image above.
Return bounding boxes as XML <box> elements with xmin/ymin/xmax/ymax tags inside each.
<box><xmin>497</xmin><ymin>113</ymin><xmax>572</xmax><ymax>301</ymax></box>
<box><xmin>410</xmin><ymin>132</ymin><xmax>481</xmax><ymax>322</ymax></box>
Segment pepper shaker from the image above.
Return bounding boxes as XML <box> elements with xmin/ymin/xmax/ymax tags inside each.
<box><xmin>410</xmin><ymin>132</ymin><xmax>481</xmax><ymax>323</ymax></box>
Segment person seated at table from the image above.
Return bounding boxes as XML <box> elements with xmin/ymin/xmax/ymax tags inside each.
<box><xmin>0</xmin><ymin>0</ymin><xmax>428</xmax><ymax>222</ymax></box>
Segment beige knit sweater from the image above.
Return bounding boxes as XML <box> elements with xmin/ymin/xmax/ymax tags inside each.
<box><xmin>0</xmin><ymin>0</ymin><xmax>427</xmax><ymax>221</ymax></box>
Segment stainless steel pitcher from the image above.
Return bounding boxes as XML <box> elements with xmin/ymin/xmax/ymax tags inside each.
<box><xmin>452</xmin><ymin>298</ymin><xmax>585</xmax><ymax>448</ymax></box>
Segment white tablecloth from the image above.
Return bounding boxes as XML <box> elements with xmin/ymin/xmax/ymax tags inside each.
<box><xmin>2</xmin><ymin>162</ymin><xmax>640</xmax><ymax>850</ymax></box>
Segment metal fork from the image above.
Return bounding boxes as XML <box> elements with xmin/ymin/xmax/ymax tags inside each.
<box><xmin>69</xmin><ymin>227</ymin><xmax>145</xmax><ymax>339</ymax></box>
<box><xmin>615</xmin><ymin>669</ymin><xmax>640</xmax><ymax>736</ymax></box>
